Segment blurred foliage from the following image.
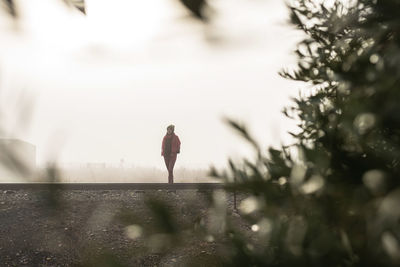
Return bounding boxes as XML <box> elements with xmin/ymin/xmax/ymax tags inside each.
<box><xmin>65</xmin><ymin>0</ymin><xmax>86</xmax><ymax>14</ymax></box>
<box><xmin>0</xmin><ymin>0</ymin><xmax>204</xmax><ymax>19</ymax></box>
<box><xmin>0</xmin><ymin>0</ymin><xmax>85</xmax><ymax>16</ymax></box>
<box><xmin>178</xmin><ymin>0</ymin><xmax>208</xmax><ymax>21</ymax></box>
<box><xmin>1</xmin><ymin>0</ymin><xmax>17</xmax><ymax>17</ymax></box>
<box><xmin>2</xmin><ymin>0</ymin><xmax>400</xmax><ymax>266</ymax></box>
<box><xmin>208</xmin><ymin>0</ymin><xmax>400</xmax><ymax>266</ymax></box>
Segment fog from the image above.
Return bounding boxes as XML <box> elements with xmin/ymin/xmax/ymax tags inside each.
<box><xmin>0</xmin><ymin>0</ymin><xmax>303</xmax><ymax>181</ymax></box>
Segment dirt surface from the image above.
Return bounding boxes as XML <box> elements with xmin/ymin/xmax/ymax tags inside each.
<box><xmin>0</xmin><ymin>189</ymin><xmax>241</xmax><ymax>266</ymax></box>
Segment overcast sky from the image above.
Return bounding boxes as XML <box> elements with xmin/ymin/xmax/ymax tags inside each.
<box><xmin>0</xmin><ymin>0</ymin><xmax>303</xmax><ymax>170</ymax></box>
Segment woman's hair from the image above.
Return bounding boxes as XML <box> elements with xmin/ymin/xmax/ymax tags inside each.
<box><xmin>167</xmin><ymin>124</ymin><xmax>175</xmax><ymax>131</ymax></box>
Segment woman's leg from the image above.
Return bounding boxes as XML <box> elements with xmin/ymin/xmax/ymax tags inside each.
<box><xmin>164</xmin><ymin>155</ymin><xmax>171</xmax><ymax>183</ymax></box>
<box><xmin>164</xmin><ymin>155</ymin><xmax>170</xmax><ymax>169</ymax></box>
<box><xmin>168</xmin><ymin>153</ymin><xmax>177</xmax><ymax>184</ymax></box>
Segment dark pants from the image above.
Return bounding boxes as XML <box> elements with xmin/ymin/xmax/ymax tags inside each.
<box><xmin>163</xmin><ymin>153</ymin><xmax>177</xmax><ymax>184</ymax></box>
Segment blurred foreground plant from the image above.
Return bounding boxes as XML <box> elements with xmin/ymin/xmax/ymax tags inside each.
<box><xmin>207</xmin><ymin>0</ymin><xmax>400</xmax><ymax>266</ymax></box>
<box><xmin>2</xmin><ymin>0</ymin><xmax>400</xmax><ymax>266</ymax></box>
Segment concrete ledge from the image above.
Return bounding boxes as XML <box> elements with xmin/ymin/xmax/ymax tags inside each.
<box><xmin>0</xmin><ymin>183</ymin><xmax>224</xmax><ymax>190</ymax></box>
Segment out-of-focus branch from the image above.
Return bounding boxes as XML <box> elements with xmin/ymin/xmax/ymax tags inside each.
<box><xmin>178</xmin><ymin>0</ymin><xmax>208</xmax><ymax>21</ymax></box>
<box><xmin>2</xmin><ymin>0</ymin><xmax>17</xmax><ymax>17</ymax></box>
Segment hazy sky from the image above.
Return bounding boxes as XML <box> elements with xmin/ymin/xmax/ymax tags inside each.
<box><xmin>0</xmin><ymin>0</ymin><xmax>303</xmax><ymax>170</ymax></box>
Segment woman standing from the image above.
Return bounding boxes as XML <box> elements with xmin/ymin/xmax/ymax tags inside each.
<box><xmin>161</xmin><ymin>125</ymin><xmax>181</xmax><ymax>184</ymax></box>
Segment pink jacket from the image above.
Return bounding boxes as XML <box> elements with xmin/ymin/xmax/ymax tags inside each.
<box><xmin>161</xmin><ymin>134</ymin><xmax>181</xmax><ymax>156</ymax></box>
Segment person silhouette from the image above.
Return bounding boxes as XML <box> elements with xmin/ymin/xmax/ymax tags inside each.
<box><xmin>161</xmin><ymin>125</ymin><xmax>181</xmax><ymax>184</ymax></box>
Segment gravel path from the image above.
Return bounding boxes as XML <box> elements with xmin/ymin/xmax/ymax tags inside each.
<box><xmin>0</xmin><ymin>189</ymin><xmax>240</xmax><ymax>266</ymax></box>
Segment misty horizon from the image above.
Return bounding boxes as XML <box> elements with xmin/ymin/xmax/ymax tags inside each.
<box><xmin>0</xmin><ymin>0</ymin><xmax>304</xmax><ymax>180</ymax></box>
